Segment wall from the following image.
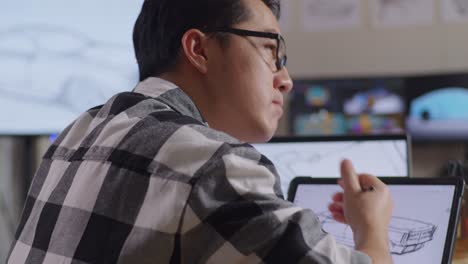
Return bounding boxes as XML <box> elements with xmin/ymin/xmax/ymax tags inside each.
<box><xmin>281</xmin><ymin>0</ymin><xmax>468</xmax><ymax>78</ymax></box>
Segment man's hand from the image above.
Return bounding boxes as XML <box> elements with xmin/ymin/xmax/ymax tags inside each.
<box><xmin>328</xmin><ymin>159</ymin><xmax>394</xmax><ymax>264</ymax></box>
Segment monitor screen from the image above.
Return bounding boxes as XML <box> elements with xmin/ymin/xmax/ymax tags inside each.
<box><xmin>290</xmin><ymin>78</ymin><xmax>406</xmax><ymax>136</ymax></box>
<box><xmin>293</xmin><ymin>182</ymin><xmax>458</xmax><ymax>264</ymax></box>
<box><xmin>0</xmin><ymin>0</ymin><xmax>143</xmax><ymax>135</ymax></box>
<box><xmin>405</xmin><ymin>73</ymin><xmax>468</xmax><ymax>141</ymax></box>
<box><xmin>253</xmin><ymin>136</ymin><xmax>409</xmax><ymax>194</ymax></box>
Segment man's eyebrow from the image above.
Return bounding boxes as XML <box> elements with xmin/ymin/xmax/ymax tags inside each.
<box><xmin>257</xmin><ymin>27</ymin><xmax>280</xmax><ymax>34</ymax></box>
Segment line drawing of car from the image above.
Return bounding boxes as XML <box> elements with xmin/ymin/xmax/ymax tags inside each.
<box><xmin>318</xmin><ymin>212</ymin><xmax>437</xmax><ymax>255</ymax></box>
<box><xmin>0</xmin><ymin>25</ymin><xmax>138</xmax><ymax>113</ymax></box>
<box><xmin>262</xmin><ymin>141</ymin><xmax>406</xmax><ymax>193</ymax></box>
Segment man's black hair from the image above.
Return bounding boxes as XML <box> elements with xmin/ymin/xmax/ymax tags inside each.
<box><xmin>133</xmin><ymin>0</ymin><xmax>281</xmax><ymax>81</ymax></box>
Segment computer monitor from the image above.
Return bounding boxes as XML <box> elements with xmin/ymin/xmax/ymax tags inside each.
<box><xmin>405</xmin><ymin>73</ymin><xmax>468</xmax><ymax>141</ymax></box>
<box><xmin>0</xmin><ymin>0</ymin><xmax>143</xmax><ymax>135</ymax></box>
<box><xmin>253</xmin><ymin>135</ymin><xmax>410</xmax><ymax>194</ymax></box>
<box><xmin>290</xmin><ymin>78</ymin><xmax>406</xmax><ymax>136</ymax></box>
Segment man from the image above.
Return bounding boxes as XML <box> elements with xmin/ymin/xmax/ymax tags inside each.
<box><xmin>8</xmin><ymin>0</ymin><xmax>393</xmax><ymax>263</ymax></box>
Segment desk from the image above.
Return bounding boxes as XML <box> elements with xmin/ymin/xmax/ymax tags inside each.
<box><xmin>453</xmin><ymin>239</ymin><xmax>468</xmax><ymax>263</ymax></box>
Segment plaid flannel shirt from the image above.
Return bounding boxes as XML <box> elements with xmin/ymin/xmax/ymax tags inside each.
<box><xmin>8</xmin><ymin>78</ymin><xmax>371</xmax><ymax>264</ymax></box>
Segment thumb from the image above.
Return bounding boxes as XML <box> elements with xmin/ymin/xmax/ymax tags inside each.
<box><xmin>340</xmin><ymin>159</ymin><xmax>361</xmax><ymax>193</ymax></box>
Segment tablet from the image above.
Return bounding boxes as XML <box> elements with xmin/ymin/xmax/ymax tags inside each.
<box><xmin>288</xmin><ymin>177</ymin><xmax>464</xmax><ymax>264</ymax></box>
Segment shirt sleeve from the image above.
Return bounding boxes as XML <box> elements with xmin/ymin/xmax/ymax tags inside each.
<box><xmin>180</xmin><ymin>143</ymin><xmax>372</xmax><ymax>264</ymax></box>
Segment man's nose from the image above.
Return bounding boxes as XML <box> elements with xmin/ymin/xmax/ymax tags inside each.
<box><xmin>274</xmin><ymin>67</ymin><xmax>293</xmax><ymax>93</ymax></box>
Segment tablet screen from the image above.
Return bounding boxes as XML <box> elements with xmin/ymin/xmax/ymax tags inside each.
<box><xmin>293</xmin><ymin>183</ymin><xmax>456</xmax><ymax>263</ymax></box>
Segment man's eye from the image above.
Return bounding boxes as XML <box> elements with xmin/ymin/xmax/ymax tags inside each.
<box><xmin>265</xmin><ymin>44</ymin><xmax>276</xmax><ymax>52</ymax></box>
<box><xmin>264</xmin><ymin>44</ymin><xmax>277</xmax><ymax>57</ymax></box>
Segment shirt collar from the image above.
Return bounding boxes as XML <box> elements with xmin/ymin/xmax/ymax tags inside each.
<box><xmin>133</xmin><ymin>77</ymin><xmax>207</xmax><ymax>125</ymax></box>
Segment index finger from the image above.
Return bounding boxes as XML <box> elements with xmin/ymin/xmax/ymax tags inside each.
<box><xmin>340</xmin><ymin>159</ymin><xmax>361</xmax><ymax>193</ymax></box>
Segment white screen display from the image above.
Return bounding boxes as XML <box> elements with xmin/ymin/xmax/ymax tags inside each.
<box><xmin>0</xmin><ymin>0</ymin><xmax>144</xmax><ymax>134</ymax></box>
<box><xmin>294</xmin><ymin>184</ymin><xmax>455</xmax><ymax>264</ymax></box>
<box><xmin>254</xmin><ymin>140</ymin><xmax>408</xmax><ymax>193</ymax></box>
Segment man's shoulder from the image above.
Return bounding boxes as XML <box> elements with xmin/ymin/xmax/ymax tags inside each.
<box><xmin>102</xmin><ymin>96</ymin><xmax>243</xmax><ymax>153</ymax></box>
<box><xmin>49</xmin><ymin>90</ymin><xmax>256</xmax><ymax>163</ymax></box>
<box><xmin>96</xmin><ymin>101</ymin><xmax>275</xmax><ymax>181</ymax></box>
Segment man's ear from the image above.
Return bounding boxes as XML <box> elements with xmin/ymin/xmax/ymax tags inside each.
<box><xmin>181</xmin><ymin>29</ymin><xmax>210</xmax><ymax>74</ymax></box>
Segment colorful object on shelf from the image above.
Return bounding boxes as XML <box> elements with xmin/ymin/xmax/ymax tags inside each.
<box><xmin>305</xmin><ymin>85</ymin><xmax>330</xmax><ymax>107</ymax></box>
<box><xmin>410</xmin><ymin>88</ymin><xmax>468</xmax><ymax>121</ymax></box>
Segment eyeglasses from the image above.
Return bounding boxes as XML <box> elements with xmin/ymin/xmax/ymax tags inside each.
<box><xmin>207</xmin><ymin>27</ymin><xmax>287</xmax><ymax>73</ymax></box>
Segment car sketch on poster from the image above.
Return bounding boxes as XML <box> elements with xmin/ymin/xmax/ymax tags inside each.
<box><xmin>0</xmin><ymin>0</ymin><xmax>143</xmax><ymax>134</ymax></box>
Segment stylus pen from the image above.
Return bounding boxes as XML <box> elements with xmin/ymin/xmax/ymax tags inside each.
<box><xmin>362</xmin><ymin>186</ymin><xmax>374</xmax><ymax>192</ymax></box>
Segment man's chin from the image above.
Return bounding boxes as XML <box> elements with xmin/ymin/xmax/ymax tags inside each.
<box><xmin>254</xmin><ymin>125</ymin><xmax>277</xmax><ymax>143</ymax></box>
<box><xmin>229</xmin><ymin>119</ymin><xmax>278</xmax><ymax>143</ymax></box>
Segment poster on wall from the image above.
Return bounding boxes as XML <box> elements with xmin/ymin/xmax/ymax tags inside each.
<box><xmin>290</xmin><ymin>78</ymin><xmax>406</xmax><ymax>136</ymax></box>
<box><xmin>302</xmin><ymin>0</ymin><xmax>362</xmax><ymax>32</ymax></box>
<box><xmin>371</xmin><ymin>0</ymin><xmax>434</xmax><ymax>27</ymax></box>
<box><xmin>441</xmin><ymin>0</ymin><xmax>468</xmax><ymax>22</ymax></box>
<box><xmin>0</xmin><ymin>0</ymin><xmax>143</xmax><ymax>135</ymax></box>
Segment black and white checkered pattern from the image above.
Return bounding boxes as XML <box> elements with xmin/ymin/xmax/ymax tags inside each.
<box><xmin>8</xmin><ymin>78</ymin><xmax>370</xmax><ymax>263</ymax></box>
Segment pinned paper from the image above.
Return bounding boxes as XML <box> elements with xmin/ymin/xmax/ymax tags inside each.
<box><xmin>441</xmin><ymin>0</ymin><xmax>468</xmax><ymax>23</ymax></box>
<box><xmin>302</xmin><ymin>0</ymin><xmax>362</xmax><ymax>31</ymax></box>
<box><xmin>371</xmin><ymin>0</ymin><xmax>435</xmax><ymax>27</ymax></box>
